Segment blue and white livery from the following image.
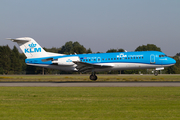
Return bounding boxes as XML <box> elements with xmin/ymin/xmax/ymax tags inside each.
<box><xmin>7</xmin><ymin>37</ymin><xmax>176</xmax><ymax>80</ymax></box>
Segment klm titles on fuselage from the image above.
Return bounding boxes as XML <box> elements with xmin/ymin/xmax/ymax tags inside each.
<box><xmin>117</xmin><ymin>53</ymin><xmax>143</xmax><ymax>58</ymax></box>
<box><xmin>24</xmin><ymin>43</ymin><xmax>41</xmax><ymax>53</ymax></box>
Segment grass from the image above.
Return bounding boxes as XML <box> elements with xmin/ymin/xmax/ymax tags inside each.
<box><xmin>0</xmin><ymin>87</ymin><xmax>180</xmax><ymax>120</ymax></box>
<box><xmin>0</xmin><ymin>74</ymin><xmax>180</xmax><ymax>82</ymax></box>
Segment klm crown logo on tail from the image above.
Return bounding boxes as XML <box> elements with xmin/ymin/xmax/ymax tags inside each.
<box><xmin>25</xmin><ymin>43</ymin><xmax>41</xmax><ymax>53</ymax></box>
<box><xmin>28</xmin><ymin>43</ymin><xmax>37</xmax><ymax>48</ymax></box>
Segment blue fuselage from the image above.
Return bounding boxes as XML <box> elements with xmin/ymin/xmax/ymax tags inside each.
<box><xmin>25</xmin><ymin>51</ymin><xmax>176</xmax><ymax>72</ymax></box>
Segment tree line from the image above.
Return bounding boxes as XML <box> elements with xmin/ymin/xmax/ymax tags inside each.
<box><xmin>0</xmin><ymin>42</ymin><xmax>180</xmax><ymax>75</ymax></box>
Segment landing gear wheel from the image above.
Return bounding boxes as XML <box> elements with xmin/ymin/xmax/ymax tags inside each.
<box><xmin>90</xmin><ymin>74</ymin><xmax>97</xmax><ymax>81</ymax></box>
<box><xmin>154</xmin><ymin>70</ymin><xmax>158</xmax><ymax>76</ymax></box>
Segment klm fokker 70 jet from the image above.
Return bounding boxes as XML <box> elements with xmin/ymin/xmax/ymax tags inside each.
<box><xmin>7</xmin><ymin>37</ymin><xmax>176</xmax><ymax>80</ymax></box>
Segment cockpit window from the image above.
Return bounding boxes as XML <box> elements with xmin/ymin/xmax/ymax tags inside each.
<box><xmin>159</xmin><ymin>55</ymin><xmax>167</xmax><ymax>57</ymax></box>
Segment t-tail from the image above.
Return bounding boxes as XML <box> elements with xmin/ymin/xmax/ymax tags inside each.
<box><xmin>7</xmin><ymin>37</ymin><xmax>49</xmax><ymax>58</ymax></box>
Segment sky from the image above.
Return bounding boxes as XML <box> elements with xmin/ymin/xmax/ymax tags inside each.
<box><xmin>0</xmin><ymin>0</ymin><xmax>180</xmax><ymax>56</ymax></box>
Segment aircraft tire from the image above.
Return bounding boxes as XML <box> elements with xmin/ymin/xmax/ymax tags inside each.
<box><xmin>154</xmin><ymin>70</ymin><xmax>158</xmax><ymax>76</ymax></box>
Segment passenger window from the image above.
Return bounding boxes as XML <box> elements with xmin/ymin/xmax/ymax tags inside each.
<box><xmin>114</xmin><ymin>58</ymin><xmax>116</xmax><ymax>60</ymax></box>
<box><xmin>108</xmin><ymin>58</ymin><xmax>110</xmax><ymax>60</ymax></box>
<box><xmin>111</xmin><ymin>58</ymin><xmax>113</xmax><ymax>60</ymax></box>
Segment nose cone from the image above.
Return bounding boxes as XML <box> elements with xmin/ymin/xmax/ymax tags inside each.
<box><xmin>169</xmin><ymin>58</ymin><xmax>176</xmax><ymax>65</ymax></box>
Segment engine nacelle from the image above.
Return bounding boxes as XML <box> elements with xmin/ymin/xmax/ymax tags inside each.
<box><xmin>52</xmin><ymin>56</ymin><xmax>80</xmax><ymax>66</ymax></box>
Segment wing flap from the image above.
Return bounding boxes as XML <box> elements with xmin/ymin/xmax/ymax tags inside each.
<box><xmin>73</xmin><ymin>61</ymin><xmax>113</xmax><ymax>72</ymax></box>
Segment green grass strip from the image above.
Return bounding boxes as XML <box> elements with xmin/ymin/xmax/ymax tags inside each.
<box><xmin>0</xmin><ymin>87</ymin><xmax>180</xmax><ymax>120</ymax></box>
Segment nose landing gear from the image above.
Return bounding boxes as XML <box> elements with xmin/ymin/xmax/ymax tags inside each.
<box><xmin>154</xmin><ymin>70</ymin><xmax>159</xmax><ymax>76</ymax></box>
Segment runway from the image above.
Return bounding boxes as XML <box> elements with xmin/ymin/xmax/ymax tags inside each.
<box><xmin>1</xmin><ymin>82</ymin><xmax>180</xmax><ymax>87</ymax></box>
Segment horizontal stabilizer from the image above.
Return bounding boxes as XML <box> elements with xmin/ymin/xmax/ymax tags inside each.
<box><xmin>6</xmin><ymin>37</ymin><xmax>31</xmax><ymax>42</ymax></box>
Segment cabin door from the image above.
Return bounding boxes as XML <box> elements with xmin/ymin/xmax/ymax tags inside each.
<box><xmin>150</xmin><ymin>54</ymin><xmax>155</xmax><ymax>64</ymax></box>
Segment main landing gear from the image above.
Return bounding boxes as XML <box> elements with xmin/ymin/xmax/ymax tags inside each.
<box><xmin>89</xmin><ymin>72</ymin><xmax>97</xmax><ymax>81</ymax></box>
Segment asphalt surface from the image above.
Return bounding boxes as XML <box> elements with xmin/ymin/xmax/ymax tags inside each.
<box><xmin>0</xmin><ymin>82</ymin><xmax>180</xmax><ymax>87</ymax></box>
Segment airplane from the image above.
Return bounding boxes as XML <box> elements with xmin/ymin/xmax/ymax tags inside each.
<box><xmin>7</xmin><ymin>37</ymin><xmax>176</xmax><ymax>80</ymax></box>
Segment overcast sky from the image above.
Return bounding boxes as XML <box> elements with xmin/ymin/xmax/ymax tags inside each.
<box><xmin>1</xmin><ymin>0</ymin><xmax>180</xmax><ymax>56</ymax></box>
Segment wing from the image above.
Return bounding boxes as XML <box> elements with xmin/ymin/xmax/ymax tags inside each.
<box><xmin>73</xmin><ymin>61</ymin><xmax>113</xmax><ymax>73</ymax></box>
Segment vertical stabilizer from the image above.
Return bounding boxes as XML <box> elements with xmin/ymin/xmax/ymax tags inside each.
<box><xmin>7</xmin><ymin>37</ymin><xmax>49</xmax><ymax>58</ymax></box>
